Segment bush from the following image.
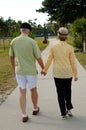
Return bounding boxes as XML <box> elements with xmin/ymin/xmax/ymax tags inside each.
<box><xmin>73</xmin><ymin>35</ymin><xmax>83</xmax><ymax>51</ymax></box>
<box><xmin>70</xmin><ymin>17</ymin><xmax>86</xmax><ymax>51</ymax></box>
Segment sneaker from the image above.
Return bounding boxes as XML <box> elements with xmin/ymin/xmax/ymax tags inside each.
<box><xmin>67</xmin><ymin>110</ymin><xmax>73</xmax><ymax>117</ymax></box>
<box><xmin>32</xmin><ymin>107</ymin><xmax>40</xmax><ymax>115</ymax></box>
<box><xmin>62</xmin><ymin>115</ymin><xmax>67</xmax><ymax>120</ymax></box>
<box><xmin>22</xmin><ymin>116</ymin><xmax>29</xmax><ymax>123</ymax></box>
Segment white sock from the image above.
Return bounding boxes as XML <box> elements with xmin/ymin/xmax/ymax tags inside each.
<box><xmin>22</xmin><ymin>114</ymin><xmax>28</xmax><ymax>117</ymax></box>
<box><xmin>33</xmin><ymin>107</ymin><xmax>38</xmax><ymax>111</ymax></box>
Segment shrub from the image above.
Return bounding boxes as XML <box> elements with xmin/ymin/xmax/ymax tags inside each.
<box><xmin>70</xmin><ymin>17</ymin><xmax>86</xmax><ymax>51</ymax></box>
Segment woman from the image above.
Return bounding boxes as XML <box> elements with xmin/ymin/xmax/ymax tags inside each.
<box><xmin>41</xmin><ymin>27</ymin><xmax>78</xmax><ymax>119</ymax></box>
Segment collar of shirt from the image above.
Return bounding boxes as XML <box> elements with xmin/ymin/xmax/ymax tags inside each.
<box><xmin>20</xmin><ymin>33</ymin><xmax>28</xmax><ymax>37</ymax></box>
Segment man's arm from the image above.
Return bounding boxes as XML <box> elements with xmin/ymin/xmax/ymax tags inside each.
<box><xmin>10</xmin><ymin>56</ymin><xmax>15</xmax><ymax>74</ymax></box>
<box><xmin>37</xmin><ymin>57</ymin><xmax>44</xmax><ymax>70</ymax></box>
<box><xmin>37</xmin><ymin>57</ymin><xmax>47</xmax><ymax>75</ymax></box>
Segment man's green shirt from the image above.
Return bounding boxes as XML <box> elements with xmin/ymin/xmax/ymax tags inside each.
<box><xmin>9</xmin><ymin>34</ymin><xmax>41</xmax><ymax>75</ymax></box>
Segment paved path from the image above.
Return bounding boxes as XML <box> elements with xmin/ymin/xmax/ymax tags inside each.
<box><xmin>0</xmin><ymin>38</ymin><xmax>86</xmax><ymax>130</ymax></box>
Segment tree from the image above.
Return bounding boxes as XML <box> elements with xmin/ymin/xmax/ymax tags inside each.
<box><xmin>70</xmin><ymin>17</ymin><xmax>86</xmax><ymax>51</ymax></box>
<box><xmin>0</xmin><ymin>17</ymin><xmax>8</xmax><ymax>37</ymax></box>
<box><xmin>5</xmin><ymin>17</ymin><xmax>21</xmax><ymax>37</ymax></box>
<box><xmin>36</xmin><ymin>0</ymin><xmax>86</xmax><ymax>25</ymax></box>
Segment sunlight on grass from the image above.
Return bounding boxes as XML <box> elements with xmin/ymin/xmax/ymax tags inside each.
<box><xmin>76</xmin><ymin>53</ymin><xmax>86</xmax><ymax>69</ymax></box>
<box><xmin>35</xmin><ymin>37</ymin><xmax>49</xmax><ymax>51</ymax></box>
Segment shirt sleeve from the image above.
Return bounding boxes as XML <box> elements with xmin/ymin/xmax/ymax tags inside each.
<box><xmin>9</xmin><ymin>41</ymin><xmax>15</xmax><ymax>57</ymax></box>
<box><xmin>43</xmin><ymin>46</ymin><xmax>54</xmax><ymax>72</ymax></box>
<box><xmin>33</xmin><ymin>41</ymin><xmax>41</xmax><ymax>59</ymax></box>
<box><xmin>69</xmin><ymin>47</ymin><xmax>78</xmax><ymax>78</ymax></box>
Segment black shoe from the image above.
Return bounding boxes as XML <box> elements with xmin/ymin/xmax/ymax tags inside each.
<box><xmin>32</xmin><ymin>107</ymin><xmax>40</xmax><ymax>115</ymax></box>
<box><xmin>22</xmin><ymin>116</ymin><xmax>29</xmax><ymax>123</ymax></box>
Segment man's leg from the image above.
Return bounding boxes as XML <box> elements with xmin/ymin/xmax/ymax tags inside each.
<box><xmin>27</xmin><ymin>75</ymin><xmax>39</xmax><ymax>115</ymax></box>
<box><xmin>19</xmin><ymin>88</ymin><xmax>29</xmax><ymax>122</ymax></box>
<box><xmin>19</xmin><ymin>88</ymin><xmax>27</xmax><ymax>115</ymax></box>
<box><xmin>31</xmin><ymin>87</ymin><xmax>38</xmax><ymax>109</ymax></box>
<box><xmin>31</xmin><ymin>87</ymin><xmax>39</xmax><ymax>115</ymax></box>
<box><xmin>16</xmin><ymin>75</ymin><xmax>28</xmax><ymax>122</ymax></box>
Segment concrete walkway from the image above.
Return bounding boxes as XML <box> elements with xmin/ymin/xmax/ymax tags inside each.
<box><xmin>0</xmin><ymin>38</ymin><xmax>86</xmax><ymax>130</ymax></box>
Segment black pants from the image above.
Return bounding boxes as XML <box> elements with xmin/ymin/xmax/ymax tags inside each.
<box><xmin>54</xmin><ymin>77</ymin><xmax>73</xmax><ymax>116</ymax></box>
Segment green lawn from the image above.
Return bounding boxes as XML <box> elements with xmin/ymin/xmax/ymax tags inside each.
<box><xmin>76</xmin><ymin>53</ymin><xmax>86</xmax><ymax>69</ymax></box>
<box><xmin>35</xmin><ymin>37</ymin><xmax>49</xmax><ymax>51</ymax></box>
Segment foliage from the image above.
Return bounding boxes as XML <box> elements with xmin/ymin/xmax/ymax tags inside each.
<box><xmin>67</xmin><ymin>36</ymin><xmax>74</xmax><ymax>46</ymax></box>
<box><xmin>0</xmin><ymin>16</ymin><xmax>57</xmax><ymax>39</ymax></box>
<box><xmin>36</xmin><ymin>0</ymin><xmax>86</xmax><ymax>25</ymax></box>
<box><xmin>70</xmin><ymin>17</ymin><xmax>86</xmax><ymax>51</ymax></box>
<box><xmin>0</xmin><ymin>17</ymin><xmax>8</xmax><ymax>37</ymax></box>
<box><xmin>0</xmin><ymin>17</ymin><xmax>42</xmax><ymax>38</ymax></box>
<box><xmin>0</xmin><ymin>17</ymin><xmax>21</xmax><ymax>37</ymax></box>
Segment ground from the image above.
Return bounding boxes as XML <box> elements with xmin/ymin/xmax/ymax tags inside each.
<box><xmin>0</xmin><ymin>77</ymin><xmax>17</xmax><ymax>105</ymax></box>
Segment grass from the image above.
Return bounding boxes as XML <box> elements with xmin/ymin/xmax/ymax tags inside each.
<box><xmin>0</xmin><ymin>37</ymin><xmax>49</xmax><ymax>95</ymax></box>
<box><xmin>0</xmin><ymin>53</ymin><xmax>17</xmax><ymax>95</ymax></box>
<box><xmin>35</xmin><ymin>37</ymin><xmax>49</xmax><ymax>51</ymax></box>
<box><xmin>76</xmin><ymin>53</ymin><xmax>86</xmax><ymax>69</ymax></box>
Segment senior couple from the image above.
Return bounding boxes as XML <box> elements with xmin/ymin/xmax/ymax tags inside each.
<box><xmin>9</xmin><ymin>22</ymin><xmax>78</xmax><ymax>122</ymax></box>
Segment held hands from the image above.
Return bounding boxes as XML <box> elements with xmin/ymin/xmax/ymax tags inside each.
<box><xmin>41</xmin><ymin>70</ymin><xmax>47</xmax><ymax>76</ymax></box>
<box><xmin>74</xmin><ymin>77</ymin><xmax>78</xmax><ymax>81</ymax></box>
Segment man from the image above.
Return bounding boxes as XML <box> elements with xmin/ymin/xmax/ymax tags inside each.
<box><xmin>42</xmin><ymin>27</ymin><xmax>78</xmax><ymax>120</ymax></box>
<box><xmin>9</xmin><ymin>22</ymin><xmax>44</xmax><ymax>122</ymax></box>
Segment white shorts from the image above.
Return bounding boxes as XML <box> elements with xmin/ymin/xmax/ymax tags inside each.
<box><xmin>16</xmin><ymin>74</ymin><xmax>38</xmax><ymax>90</ymax></box>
